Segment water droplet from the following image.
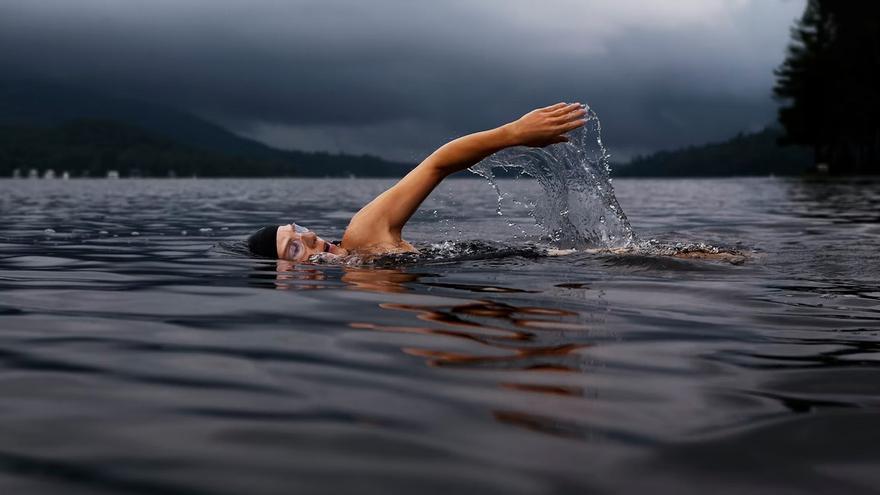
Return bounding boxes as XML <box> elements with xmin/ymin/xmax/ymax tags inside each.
<box><xmin>199</xmin><ymin>228</ymin><xmax>212</xmax><ymax>233</ymax></box>
<box><xmin>43</xmin><ymin>228</ymin><xmax>55</xmax><ymax>234</ymax></box>
<box><xmin>131</xmin><ymin>231</ymin><xmax>140</xmax><ymax>236</ymax></box>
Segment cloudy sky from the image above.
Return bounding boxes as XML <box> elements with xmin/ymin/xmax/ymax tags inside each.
<box><xmin>0</xmin><ymin>0</ymin><xmax>805</xmax><ymax>162</ymax></box>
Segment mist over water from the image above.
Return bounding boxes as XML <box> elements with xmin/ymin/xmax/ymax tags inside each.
<box><xmin>470</xmin><ymin>106</ymin><xmax>636</xmax><ymax>249</ymax></box>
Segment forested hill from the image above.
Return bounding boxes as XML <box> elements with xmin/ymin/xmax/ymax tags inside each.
<box><xmin>0</xmin><ymin>82</ymin><xmax>277</xmax><ymax>158</ymax></box>
<box><xmin>0</xmin><ymin>82</ymin><xmax>413</xmax><ymax>177</ymax></box>
<box><xmin>0</xmin><ymin>119</ymin><xmax>411</xmax><ymax>178</ymax></box>
<box><xmin>615</xmin><ymin>127</ymin><xmax>813</xmax><ymax>177</ymax></box>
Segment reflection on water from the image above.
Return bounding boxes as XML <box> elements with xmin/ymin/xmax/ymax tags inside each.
<box><xmin>786</xmin><ymin>177</ymin><xmax>880</xmax><ymax>223</ymax></box>
<box><xmin>273</xmin><ymin>260</ymin><xmax>329</xmax><ymax>289</ymax></box>
<box><xmin>1</xmin><ymin>178</ymin><xmax>879</xmax><ymax>494</ymax></box>
<box><xmin>277</xmin><ymin>263</ymin><xmax>597</xmax><ymax>439</ymax></box>
<box><xmin>362</xmin><ymin>300</ymin><xmax>585</xmax><ymax>366</ymax></box>
<box><xmin>340</xmin><ymin>267</ymin><xmax>422</xmax><ymax>294</ymax></box>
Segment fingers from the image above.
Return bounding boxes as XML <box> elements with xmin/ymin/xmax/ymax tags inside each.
<box><xmin>550</xmin><ymin>109</ymin><xmax>587</xmax><ymax>126</ymax></box>
<box><xmin>548</xmin><ymin>102</ymin><xmax>583</xmax><ymax>117</ymax></box>
<box><xmin>542</xmin><ymin>102</ymin><xmax>569</xmax><ymax>112</ymax></box>
<box><xmin>558</xmin><ymin>118</ymin><xmax>587</xmax><ymax>133</ymax></box>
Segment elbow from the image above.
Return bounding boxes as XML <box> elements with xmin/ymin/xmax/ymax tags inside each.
<box><xmin>418</xmin><ymin>155</ymin><xmax>454</xmax><ymax>179</ymax></box>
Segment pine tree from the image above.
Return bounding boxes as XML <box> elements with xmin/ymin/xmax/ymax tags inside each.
<box><xmin>774</xmin><ymin>1</ymin><xmax>880</xmax><ymax>174</ymax></box>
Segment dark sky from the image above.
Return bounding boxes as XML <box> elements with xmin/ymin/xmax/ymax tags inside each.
<box><xmin>0</xmin><ymin>0</ymin><xmax>805</xmax><ymax>162</ymax></box>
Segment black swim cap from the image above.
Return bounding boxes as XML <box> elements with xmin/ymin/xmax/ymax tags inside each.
<box><xmin>247</xmin><ymin>225</ymin><xmax>279</xmax><ymax>258</ymax></box>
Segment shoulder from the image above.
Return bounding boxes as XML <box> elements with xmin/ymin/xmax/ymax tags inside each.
<box><xmin>340</xmin><ymin>207</ymin><xmax>404</xmax><ymax>252</ymax></box>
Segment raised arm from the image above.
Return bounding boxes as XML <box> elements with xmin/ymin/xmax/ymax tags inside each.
<box><xmin>340</xmin><ymin>102</ymin><xmax>587</xmax><ymax>252</ymax></box>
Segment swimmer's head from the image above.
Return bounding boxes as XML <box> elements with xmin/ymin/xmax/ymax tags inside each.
<box><xmin>247</xmin><ymin>223</ymin><xmax>344</xmax><ymax>261</ymax></box>
<box><xmin>246</xmin><ymin>225</ymin><xmax>279</xmax><ymax>258</ymax></box>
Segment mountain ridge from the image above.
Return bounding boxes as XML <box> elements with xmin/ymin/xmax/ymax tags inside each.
<box><xmin>0</xmin><ymin>81</ymin><xmax>413</xmax><ymax>177</ymax></box>
<box><xmin>614</xmin><ymin>127</ymin><xmax>813</xmax><ymax>177</ymax></box>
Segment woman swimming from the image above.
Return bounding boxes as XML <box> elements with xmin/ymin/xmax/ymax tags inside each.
<box><xmin>247</xmin><ymin>102</ymin><xmax>588</xmax><ymax>261</ymax></box>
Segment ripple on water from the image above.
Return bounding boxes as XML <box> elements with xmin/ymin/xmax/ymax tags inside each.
<box><xmin>0</xmin><ymin>177</ymin><xmax>879</xmax><ymax>494</ymax></box>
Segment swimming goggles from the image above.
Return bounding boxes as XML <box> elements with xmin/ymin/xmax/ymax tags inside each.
<box><xmin>284</xmin><ymin>223</ymin><xmax>331</xmax><ymax>261</ymax></box>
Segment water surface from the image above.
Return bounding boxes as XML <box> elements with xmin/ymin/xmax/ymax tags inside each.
<box><xmin>1</xmin><ymin>177</ymin><xmax>879</xmax><ymax>494</ymax></box>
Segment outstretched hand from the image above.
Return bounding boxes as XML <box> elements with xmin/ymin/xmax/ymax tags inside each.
<box><xmin>504</xmin><ymin>102</ymin><xmax>588</xmax><ymax>148</ymax></box>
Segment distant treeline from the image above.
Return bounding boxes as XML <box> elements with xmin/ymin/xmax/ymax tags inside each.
<box><xmin>774</xmin><ymin>1</ymin><xmax>880</xmax><ymax>174</ymax></box>
<box><xmin>616</xmin><ymin>127</ymin><xmax>812</xmax><ymax>177</ymax></box>
<box><xmin>617</xmin><ymin>1</ymin><xmax>880</xmax><ymax>177</ymax></box>
<box><xmin>0</xmin><ymin>119</ymin><xmax>412</xmax><ymax>178</ymax></box>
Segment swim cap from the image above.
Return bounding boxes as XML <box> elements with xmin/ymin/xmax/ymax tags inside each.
<box><xmin>247</xmin><ymin>225</ymin><xmax>279</xmax><ymax>258</ymax></box>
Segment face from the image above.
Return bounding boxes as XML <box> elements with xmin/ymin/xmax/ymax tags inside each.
<box><xmin>276</xmin><ymin>223</ymin><xmax>344</xmax><ymax>262</ymax></box>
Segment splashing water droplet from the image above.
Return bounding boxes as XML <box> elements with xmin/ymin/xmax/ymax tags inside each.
<box><xmin>469</xmin><ymin>105</ymin><xmax>635</xmax><ymax>249</ymax></box>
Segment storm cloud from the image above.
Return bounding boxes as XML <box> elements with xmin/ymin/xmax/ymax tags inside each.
<box><xmin>0</xmin><ymin>0</ymin><xmax>805</xmax><ymax>161</ymax></box>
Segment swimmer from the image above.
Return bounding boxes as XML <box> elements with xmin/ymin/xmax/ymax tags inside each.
<box><xmin>247</xmin><ymin>102</ymin><xmax>588</xmax><ymax>261</ymax></box>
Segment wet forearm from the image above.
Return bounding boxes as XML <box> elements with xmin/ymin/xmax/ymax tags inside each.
<box><xmin>424</xmin><ymin>102</ymin><xmax>586</xmax><ymax>177</ymax></box>
<box><xmin>426</xmin><ymin>125</ymin><xmax>517</xmax><ymax>177</ymax></box>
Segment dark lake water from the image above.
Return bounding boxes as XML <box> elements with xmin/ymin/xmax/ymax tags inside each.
<box><xmin>1</xmin><ymin>177</ymin><xmax>879</xmax><ymax>494</ymax></box>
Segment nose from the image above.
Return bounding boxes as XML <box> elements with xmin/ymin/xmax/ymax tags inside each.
<box><xmin>301</xmin><ymin>232</ymin><xmax>318</xmax><ymax>248</ymax></box>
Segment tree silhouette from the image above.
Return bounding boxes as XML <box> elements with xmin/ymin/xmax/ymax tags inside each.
<box><xmin>774</xmin><ymin>1</ymin><xmax>880</xmax><ymax>174</ymax></box>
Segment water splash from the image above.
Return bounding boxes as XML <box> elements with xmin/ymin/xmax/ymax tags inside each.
<box><xmin>304</xmin><ymin>240</ymin><xmax>550</xmax><ymax>266</ymax></box>
<box><xmin>469</xmin><ymin>105</ymin><xmax>636</xmax><ymax>249</ymax></box>
<box><xmin>301</xmin><ymin>239</ymin><xmax>747</xmax><ymax>267</ymax></box>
